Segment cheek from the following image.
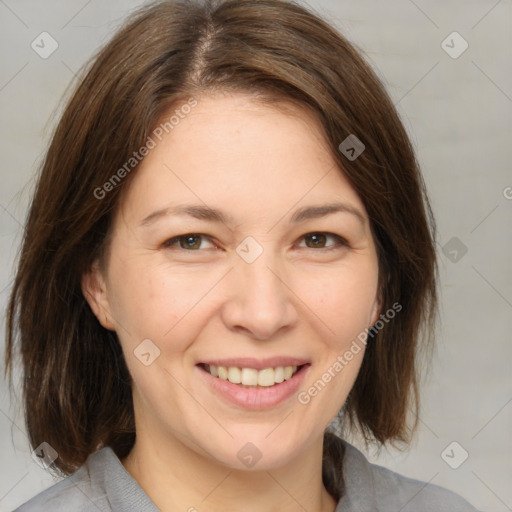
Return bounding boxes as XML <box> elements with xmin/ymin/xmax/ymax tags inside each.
<box><xmin>107</xmin><ymin>258</ymin><xmax>197</xmax><ymax>345</ymax></box>
<box><xmin>107</xmin><ymin>245</ymin><xmax>378</xmax><ymax>358</ymax></box>
<box><xmin>295</xmin><ymin>261</ymin><xmax>379</xmax><ymax>342</ymax></box>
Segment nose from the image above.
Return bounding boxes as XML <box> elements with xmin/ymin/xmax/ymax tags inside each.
<box><xmin>220</xmin><ymin>250</ymin><xmax>299</xmax><ymax>341</ymax></box>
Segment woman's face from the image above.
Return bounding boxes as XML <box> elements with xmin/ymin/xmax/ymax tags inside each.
<box><xmin>84</xmin><ymin>92</ymin><xmax>381</xmax><ymax>470</ymax></box>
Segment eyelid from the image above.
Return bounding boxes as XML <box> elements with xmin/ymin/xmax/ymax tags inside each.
<box><xmin>162</xmin><ymin>232</ymin><xmax>350</xmax><ymax>251</ymax></box>
<box><xmin>162</xmin><ymin>233</ymin><xmax>217</xmax><ymax>250</ymax></box>
<box><xmin>295</xmin><ymin>232</ymin><xmax>350</xmax><ymax>250</ymax></box>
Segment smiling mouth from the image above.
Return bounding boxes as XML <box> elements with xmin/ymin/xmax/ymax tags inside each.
<box><xmin>198</xmin><ymin>363</ymin><xmax>308</xmax><ymax>388</ymax></box>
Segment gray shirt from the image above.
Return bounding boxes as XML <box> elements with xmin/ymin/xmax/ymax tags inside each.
<box><xmin>13</xmin><ymin>440</ymin><xmax>482</xmax><ymax>511</ymax></box>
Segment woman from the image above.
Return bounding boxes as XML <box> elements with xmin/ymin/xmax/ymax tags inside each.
<box><xmin>4</xmin><ymin>0</ymin><xmax>482</xmax><ymax>510</ymax></box>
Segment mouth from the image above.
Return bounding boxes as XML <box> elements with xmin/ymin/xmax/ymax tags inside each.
<box><xmin>195</xmin><ymin>360</ymin><xmax>311</xmax><ymax>410</ymax></box>
<box><xmin>197</xmin><ymin>362</ymin><xmax>309</xmax><ymax>388</ymax></box>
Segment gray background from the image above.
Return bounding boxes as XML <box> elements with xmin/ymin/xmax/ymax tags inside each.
<box><xmin>0</xmin><ymin>0</ymin><xmax>510</xmax><ymax>510</ymax></box>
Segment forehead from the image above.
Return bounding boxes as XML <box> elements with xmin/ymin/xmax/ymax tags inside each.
<box><xmin>116</xmin><ymin>92</ymin><xmax>366</xmax><ymax>225</ymax></box>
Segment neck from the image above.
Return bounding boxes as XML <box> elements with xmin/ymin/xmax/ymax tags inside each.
<box><xmin>122</xmin><ymin>428</ymin><xmax>338</xmax><ymax>512</ymax></box>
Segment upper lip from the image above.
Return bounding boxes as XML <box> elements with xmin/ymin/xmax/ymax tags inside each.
<box><xmin>197</xmin><ymin>357</ymin><xmax>310</xmax><ymax>371</ymax></box>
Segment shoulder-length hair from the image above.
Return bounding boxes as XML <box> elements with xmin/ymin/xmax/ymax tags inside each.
<box><xmin>5</xmin><ymin>0</ymin><xmax>437</xmax><ymax>501</ymax></box>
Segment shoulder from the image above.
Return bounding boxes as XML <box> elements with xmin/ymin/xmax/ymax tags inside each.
<box><xmin>12</xmin><ymin>447</ymin><xmax>115</xmax><ymax>512</ymax></box>
<box><xmin>337</xmin><ymin>440</ymin><xmax>483</xmax><ymax>512</ymax></box>
<box><xmin>12</xmin><ymin>446</ymin><xmax>158</xmax><ymax>512</ymax></box>
<box><xmin>11</xmin><ymin>466</ymin><xmax>104</xmax><ymax>512</ymax></box>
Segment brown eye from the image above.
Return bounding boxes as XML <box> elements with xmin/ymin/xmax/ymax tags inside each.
<box><xmin>305</xmin><ymin>233</ymin><xmax>327</xmax><ymax>248</ymax></box>
<box><xmin>299</xmin><ymin>232</ymin><xmax>348</xmax><ymax>250</ymax></box>
<box><xmin>163</xmin><ymin>234</ymin><xmax>214</xmax><ymax>250</ymax></box>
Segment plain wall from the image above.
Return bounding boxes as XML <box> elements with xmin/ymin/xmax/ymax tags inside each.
<box><xmin>0</xmin><ymin>1</ymin><xmax>510</xmax><ymax>510</ymax></box>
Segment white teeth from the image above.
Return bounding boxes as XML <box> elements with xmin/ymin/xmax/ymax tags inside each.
<box><xmin>241</xmin><ymin>368</ymin><xmax>258</xmax><ymax>386</ymax></box>
<box><xmin>205</xmin><ymin>364</ymin><xmax>299</xmax><ymax>386</ymax></box>
<box><xmin>257</xmin><ymin>368</ymin><xmax>275</xmax><ymax>387</ymax></box>
<box><xmin>227</xmin><ymin>367</ymin><xmax>241</xmax><ymax>384</ymax></box>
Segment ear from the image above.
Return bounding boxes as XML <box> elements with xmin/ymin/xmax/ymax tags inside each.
<box><xmin>81</xmin><ymin>260</ymin><xmax>116</xmax><ymax>331</ymax></box>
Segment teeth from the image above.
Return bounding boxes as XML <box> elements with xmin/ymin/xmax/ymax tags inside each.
<box><xmin>241</xmin><ymin>368</ymin><xmax>258</xmax><ymax>386</ymax></box>
<box><xmin>257</xmin><ymin>368</ymin><xmax>275</xmax><ymax>387</ymax></box>
<box><xmin>274</xmin><ymin>366</ymin><xmax>284</xmax><ymax>383</ymax></box>
<box><xmin>205</xmin><ymin>365</ymin><xmax>299</xmax><ymax>386</ymax></box>
<box><xmin>227</xmin><ymin>367</ymin><xmax>241</xmax><ymax>384</ymax></box>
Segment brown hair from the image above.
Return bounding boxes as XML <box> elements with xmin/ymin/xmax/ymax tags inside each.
<box><xmin>4</xmin><ymin>0</ymin><xmax>437</xmax><ymax>501</ymax></box>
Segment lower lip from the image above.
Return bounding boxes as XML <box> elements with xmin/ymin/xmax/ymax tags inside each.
<box><xmin>196</xmin><ymin>364</ymin><xmax>311</xmax><ymax>410</ymax></box>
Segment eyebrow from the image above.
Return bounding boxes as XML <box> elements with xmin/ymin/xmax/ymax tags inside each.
<box><xmin>138</xmin><ymin>201</ymin><xmax>366</xmax><ymax>228</ymax></box>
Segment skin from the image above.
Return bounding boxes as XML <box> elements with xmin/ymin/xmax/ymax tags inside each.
<box><xmin>82</xmin><ymin>91</ymin><xmax>381</xmax><ymax>512</ymax></box>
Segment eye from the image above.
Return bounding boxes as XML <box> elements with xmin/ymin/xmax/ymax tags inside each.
<box><xmin>162</xmin><ymin>232</ymin><xmax>349</xmax><ymax>252</ymax></box>
<box><xmin>162</xmin><ymin>233</ymin><xmax>216</xmax><ymax>251</ymax></box>
<box><xmin>296</xmin><ymin>232</ymin><xmax>349</xmax><ymax>250</ymax></box>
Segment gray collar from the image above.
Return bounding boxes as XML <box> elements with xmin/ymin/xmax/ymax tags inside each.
<box><xmin>87</xmin><ymin>446</ymin><xmax>160</xmax><ymax>511</ymax></box>
<box><xmin>334</xmin><ymin>440</ymin><xmax>378</xmax><ymax>511</ymax></box>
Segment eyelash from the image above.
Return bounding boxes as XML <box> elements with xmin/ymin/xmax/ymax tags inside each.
<box><xmin>162</xmin><ymin>232</ymin><xmax>350</xmax><ymax>252</ymax></box>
